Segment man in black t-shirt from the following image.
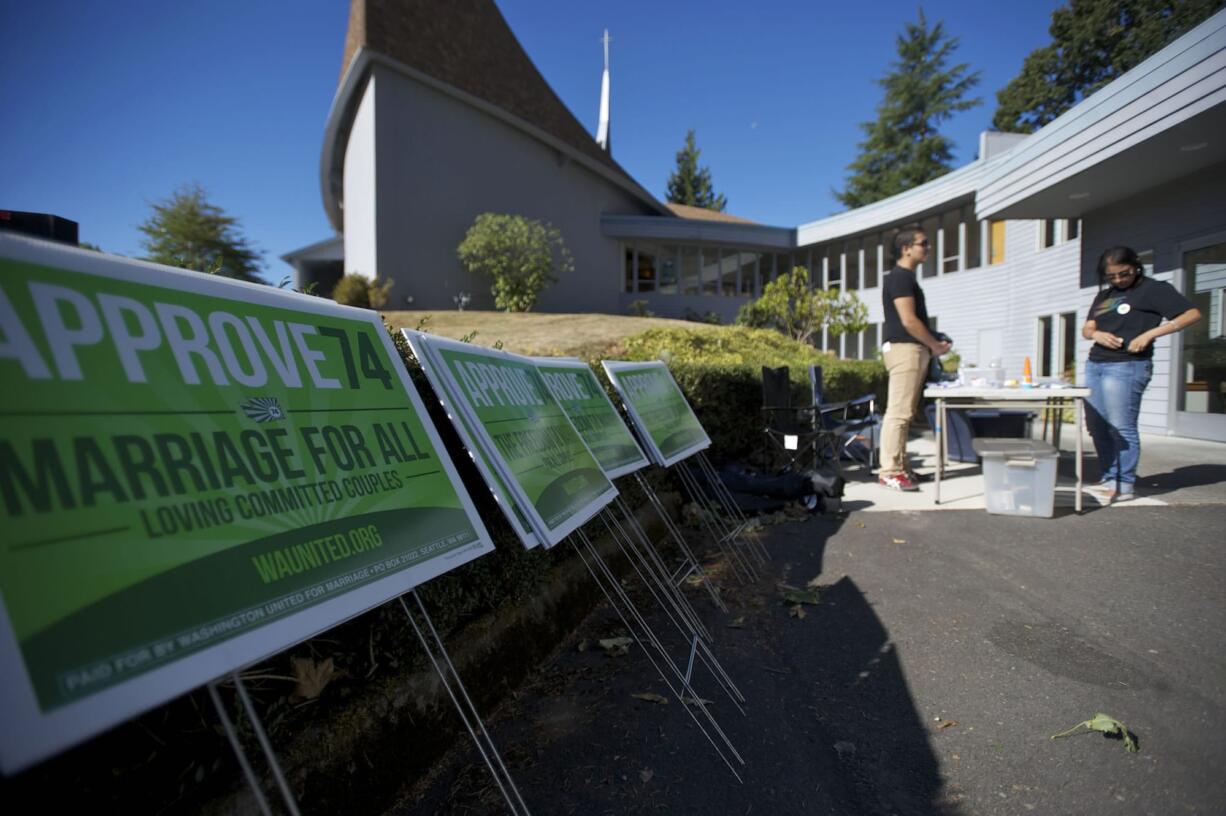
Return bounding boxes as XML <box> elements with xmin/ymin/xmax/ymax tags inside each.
<box><xmin>878</xmin><ymin>229</ymin><xmax>950</xmax><ymax>492</ymax></box>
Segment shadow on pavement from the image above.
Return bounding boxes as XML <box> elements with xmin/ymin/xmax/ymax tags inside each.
<box><xmin>1135</xmin><ymin>463</ymin><xmax>1226</xmax><ymax>496</ymax></box>
<box><xmin>391</xmin><ymin>513</ymin><xmax>956</xmax><ymax>816</ymax></box>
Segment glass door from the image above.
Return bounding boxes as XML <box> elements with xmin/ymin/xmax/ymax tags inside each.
<box><xmin>1175</xmin><ymin>241</ymin><xmax>1226</xmax><ymax>441</ymax></box>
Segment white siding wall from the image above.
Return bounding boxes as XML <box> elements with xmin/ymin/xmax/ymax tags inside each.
<box><xmin>858</xmin><ymin>220</ymin><xmax>1093</xmax><ymax>396</ymax></box>
<box><xmin>359</xmin><ymin>63</ymin><xmax>657</xmax><ymax>312</ymax></box>
<box><xmin>343</xmin><ymin>77</ymin><xmax>378</xmax><ymax>282</ymax></box>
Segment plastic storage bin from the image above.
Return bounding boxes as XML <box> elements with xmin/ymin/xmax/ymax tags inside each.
<box><xmin>973</xmin><ymin>438</ymin><xmax>1058</xmax><ymax>518</ymax></box>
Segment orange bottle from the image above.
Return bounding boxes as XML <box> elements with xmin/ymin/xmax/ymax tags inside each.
<box><xmin>1022</xmin><ymin>356</ymin><xmax>1034</xmax><ymax>388</ymax></box>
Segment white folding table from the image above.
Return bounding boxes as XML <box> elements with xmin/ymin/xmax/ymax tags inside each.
<box><xmin>923</xmin><ymin>386</ymin><xmax>1093</xmax><ymax>513</ymax></box>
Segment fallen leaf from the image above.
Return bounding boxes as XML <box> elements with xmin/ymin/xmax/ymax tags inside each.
<box><xmin>639</xmin><ymin>769</ymin><xmax>654</xmax><ymax>783</ymax></box>
<box><xmin>806</xmin><ymin>576</ymin><xmax>822</xmax><ymax>589</ymax></box>
<box><xmin>892</xmin><ymin>538</ymin><xmax>907</xmax><ymax>545</ymax></box>
<box><xmin>935</xmin><ymin>719</ymin><xmax>959</xmax><ymax>731</ymax></box>
<box><xmin>1050</xmin><ymin>712</ymin><xmax>1138</xmax><ymax>753</ymax></box>
<box><xmin>681</xmin><ymin>696</ymin><xmax>714</xmax><ymax>708</ymax></box>
<box><xmin>789</xmin><ymin>604</ymin><xmax>806</xmax><ymax>619</ymax></box>
<box><xmin>779</xmin><ymin>586</ymin><xmax>821</xmax><ymax>605</ymax></box>
<box><xmin>598</xmin><ymin>637</ymin><xmax>634</xmax><ymax>656</ymax></box>
<box><xmin>290</xmin><ymin>656</ymin><xmax>342</xmax><ymax>702</ymax></box>
<box><xmin>856</xmin><ymin>522</ymin><xmax>865</xmax><ymax>528</ymax></box>
<box><xmin>576</xmin><ymin>639</ymin><xmax>589</xmax><ymax>652</ymax></box>
<box><xmin>726</xmin><ymin>616</ymin><xmax>746</xmax><ymax>629</ymax></box>
<box><xmin>631</xmin><ymin>692</ymin><xmax>669</xmax><ymax>705</ymax></box>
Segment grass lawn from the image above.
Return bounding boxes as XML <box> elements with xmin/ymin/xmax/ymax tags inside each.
<box><xmin>383</xmin><ymin>310</ymin><xmax>702</xmax><ymax>357</ymax></box>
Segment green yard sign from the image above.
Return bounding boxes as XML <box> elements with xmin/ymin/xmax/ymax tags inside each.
<box><xmin>0</xmin><ymin>234</ymin><xmax>493</xmax><ymax>773</ymax></box>
<box><xmin>532</xmin><ymin>357</ymin><xmax>648</xmax><ymax>480</ymax></box>
<box><xmin>601</xmin><ymin>360</ymin><xmax>711</xmax><ymax>467</ymax></box>
<box><xmin>401</xmin><ymin>331</ymin><xmax>541</xmax><ymax>549</ymax></box>
<box><xmin>408</xmin><ymin>333</ymin><xmax>616</xmax><ymax>547</ymax></box>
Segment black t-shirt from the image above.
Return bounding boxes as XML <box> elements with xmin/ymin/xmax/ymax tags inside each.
<box><xmin>882</xmin><ymin>265</ymin><xmax>929</xmax><ymax>344</ymax></box>
<box><xmin>1087</xmin><ymin>276</ymin><xmax>1193</xmax><ymax>362</ymax></box>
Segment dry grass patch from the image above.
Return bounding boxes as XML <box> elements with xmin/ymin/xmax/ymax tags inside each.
<box><xmin>382</xmin><ymin>310</ymin><xmax>700</xmax><ymax>357</ymax></box>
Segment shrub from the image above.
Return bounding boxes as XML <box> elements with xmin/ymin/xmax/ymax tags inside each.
<box><xmin>607</xmin><ymin>325</ymin><xmax>886</xmax><ymax>462</ymax></box>
<box><xmin>332</xmin><ymin>273</ymin><xmax>393</xmax><ymax>309</ymax></box>
<box><xmin>736</xmin><ymin>266</ymin><xmax>867</xmax><ymax>343</ymax></box>
<box><xmin>457</xmin><ymin>213</ymin><xmax>573</xmax><ymax>312</ymax></box>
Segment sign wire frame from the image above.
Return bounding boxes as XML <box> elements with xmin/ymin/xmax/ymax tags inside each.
<box><xmin>569</xmin><ymin>528</ymin><xmax>745</xmax><ymax>781</ymax></box>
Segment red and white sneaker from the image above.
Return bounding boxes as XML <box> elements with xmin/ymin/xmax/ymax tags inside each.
<box><xmin>879</xmin><ymin>473</ymin><xmax>919</xmax><ymax>492</ymax></box>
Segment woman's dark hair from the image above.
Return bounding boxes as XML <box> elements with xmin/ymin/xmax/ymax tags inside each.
<box><xmin>892</xmin><ymin>227</ymin><xmax>923</xmax><ymax>260</ymax></box>
<box><xmin>1097</xmin><ymin>246</ymin><xmax>1145</xmax><ymax>287</ymax></box>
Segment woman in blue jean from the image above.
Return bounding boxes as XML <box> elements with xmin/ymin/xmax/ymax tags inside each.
<box><xmin>1082</xmin><ymin>246</ymin><xmax>1201</xmax><ymax>502</ymax></box>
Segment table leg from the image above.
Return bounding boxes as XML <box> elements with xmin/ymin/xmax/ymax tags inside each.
<box><xmin>934</xmin><ymin>398</ymin><xmax>944</xmax><ymax>504</ymax></box>
<box><xmin>1054</xmin><ymin>399</ymin><xmax>1063</xmax><ymax>450</ymax></box>
<box><xmin>1075</xmin><ymin>398</ymin><xmax>1083</xmax><ymax>514</ymax></box>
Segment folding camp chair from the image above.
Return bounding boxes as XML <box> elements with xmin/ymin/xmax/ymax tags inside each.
<box><xmin>761</xmin><ymin>366</ymin><xmax>831</xmax><ymax>474</ymax></box>
<box><xmin>809</xmin><ymin>365</ymin><xmax>879</xmax><ymax>470</ymax></box>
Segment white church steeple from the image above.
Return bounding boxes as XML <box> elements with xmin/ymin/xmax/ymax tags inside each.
<box><xmin>596</xmin><ymin>29</ymin><xmax>611</xmax><ymax>153</ymax></box>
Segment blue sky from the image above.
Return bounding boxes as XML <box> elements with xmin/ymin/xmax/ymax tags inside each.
<box><xmin>1</xmin><ymin>0</ymin><xmax>1065</xmax><ymax>281</ymax></box>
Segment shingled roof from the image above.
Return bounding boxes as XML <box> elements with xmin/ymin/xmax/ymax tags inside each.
<box><xmin>665</xmin><ymin>203</ymin><xmax>758</xmax><ymax>225</ymax></box>
<box><xmin>338</xmin><ymin>0</ymin><xmax>661</xmax><ymax>209</ymax></box>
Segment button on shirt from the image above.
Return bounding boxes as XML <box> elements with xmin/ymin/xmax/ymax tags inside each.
<box><xmin>1088</xmin><ymin>276</ymin><xmax>1193</xmax><ymax>362</ymax></box>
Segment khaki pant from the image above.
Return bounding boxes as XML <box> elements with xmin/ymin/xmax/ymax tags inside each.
<box><xmin>880</xmin><ymin>342</ymin><xmax>931</xmax><ymax>477</ymax></box>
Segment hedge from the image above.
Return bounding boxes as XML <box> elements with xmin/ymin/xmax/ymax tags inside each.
<box><xmin>605</xmin><ymin>325</ymin><xmax>887</xmax><ymax>463</ymax></box>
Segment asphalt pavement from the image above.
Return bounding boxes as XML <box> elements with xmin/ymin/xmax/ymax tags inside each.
<box><xmin>388</xmin><ymin>491</ymin><xmax>1226</xmax><ymax>816</ymax></box>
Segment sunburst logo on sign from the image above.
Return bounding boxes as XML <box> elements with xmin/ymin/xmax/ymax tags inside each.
<box><xmin>240</xmin><ymin>397</ymin><xmax>285</xmax><ymax>423</ymax></box>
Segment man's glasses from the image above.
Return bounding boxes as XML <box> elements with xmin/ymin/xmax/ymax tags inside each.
<box><xmin>912</xmin><ymin>240</ymin><xmax>930</xmax><ymax>248</ymax></box>
<box><xmin>1105</xmin><ymin>269</ymin><xmax>1136</xmax><ymax>281</ymax></box>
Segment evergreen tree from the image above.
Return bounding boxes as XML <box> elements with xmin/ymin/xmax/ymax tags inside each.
<box><xmin>138</xmin><ymin>183</ymin><xmax>263</xmax><ymax>282</ymax></box>
<box><xmin>665</xmin><ymin>129</ymin><xmax>727</xmax><ymax>212</ymax></box>
<box><xmin>993</xmin><ymin>0</ymin><xmax>1225</xmax><ymax>133</ymax></box>
<box><xmin>836</xmin><ymin>11</ymin><xmax>981</xmax><ymax>209</ymax></box>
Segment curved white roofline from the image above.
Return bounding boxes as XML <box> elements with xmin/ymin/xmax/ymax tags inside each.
<box><xmin>977</xmin><ymin>9</ymin><xmax>1226</xmax><ymax>219</ymax></box>
<box><xmin>796</xmin><ymin>159</ymin><xmax>987</xmax><ymax>246</ymax></box>
<box><xmin>319</xmin><ymin>47</ymin><xmax>669</xmax><ymax>234</ymax></box>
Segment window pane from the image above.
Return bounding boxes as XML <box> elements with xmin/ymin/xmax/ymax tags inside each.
<box><xmin>863</xmin><ymin>233</ymin><xmax>880</xmax><ymax>289</ymax></box>
<box><xmin>636</xmin><ymin>244</ymin><xmax>656</xmax><ymax>292</ymax></box>
<box><xmin>658</xmin><ymin>244</ymin><xmax>678</xmax><ymax>294</ymax></box>
<box><xmin>701</xmin><ymin>247</ymin><xmax>720</xmax><ymax>295</ymax></box>
<box><xmin>826</xmin><ymin>246</ymin><xmax>841</xmax><ymax>289</ymax></box>
<box><xmin>921</xmin><ymin>216</ymin><xmax>939</xmax><ymax>278</ymax></box>
<box><xmin>1067</xmin><ymin>219</ymin><xmax>1080</xmax><ymax>240</ymax></box>
<box><xmin>623</xmin><ymin>245</ymin><xmax>634</xmax><ymax>292</ymax></box>
<box><xmin>740</xmin><ymin>251</ymin><xmax>759</xmax><ymax>296</ymax></box>
<box><xmin>864</xmin><ymin>323</ymin><xmax>878</xmax><ymax>357</ymax></box>
<box><xmin>844</xmin><ymin>239</ymin><xmax>860</xmax><ymax>290</ymax></box>
<box><xmin>794</xmin><ymin>249</ymin><xmax>812</xmax><ymax>285</ymax></box>
<box><xmin>941</xmin><ymin>209</ymin><xmax>961</xmax><ymax>273</ymax></box>
<box><xmin>721</xmin><ymin>249</ymin><xmax>738</xmax><ymax>295</ymax></box>
<box><xmin>848</xmin><ymin>330</ymin><xmax>863</xmax><ymax>359</ymax></box>
<box><xmin>964</xmin><ymin>206</ymin><xmax>981</xmax><ymax>269</ymax></box>
<box><xmin>1038</xmin><ymin>315</ymin><xmax>1053</xmax><ymax>377</ymax></box>
<box><xmin>774</xmin><ymin>253</ymin><xmax>789</xmax><ymax>282</ymax></box>
<box><xmin>989</xmin><ymin>220</ymin><xmax>1006</xmax><ymax>265</ymax></box>
<box><xmin>1060</xmin><ymin>311</ymin><xmax>1077</xmax><ymax>382</ymax></box>
<box><xmin>1180</xmin><ymin>242</ymin><xmax>1226</xmax><ymax>414</ymax></box>
<box><xmin>681</xmin><ymin>246</ymin><xmax>700</xmax><ymax>294</ymax></box>
<box><xmin>1042</xmin><ymin>219</ymin><xmax>1057</xmax><ymax>249</ymax></box>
